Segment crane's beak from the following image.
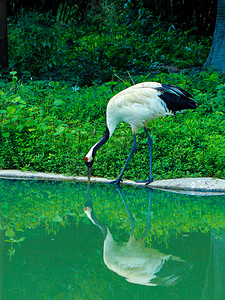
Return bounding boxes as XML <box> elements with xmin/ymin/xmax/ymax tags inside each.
<box><xmin>87</xmin><ymin>167</ymin><xmax>92</xmax><ymax>184</ymax></box>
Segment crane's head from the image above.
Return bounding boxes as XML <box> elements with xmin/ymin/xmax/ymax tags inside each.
<box><xmin>84</xmin><ymin>201</ymin><xmax>96</xmax><ymax>225</ymax></box>
<box><xmin>84</xmin><ymin>205</ymin><xmax>95</xmax><ymax>224</ymax></box>
<box><xmin>84</xmin><ymin>205</ymin><xmax>92</xmax><ymax>215</ymax></box>
<box><xmin>84</xmin><ymin>155</ymin><xmax>94</xmax><ymax>168</ymax></box>
<box><xmin>84</xmin><ymin>148</ymin><xmax>95</xmax><ymax>184</ymax></box>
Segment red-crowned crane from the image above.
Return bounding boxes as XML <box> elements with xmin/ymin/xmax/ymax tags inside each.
<box><xmin>84</xmin><ymin>82</ymin><xmax>197</xmax><ymax>184</ymax></box>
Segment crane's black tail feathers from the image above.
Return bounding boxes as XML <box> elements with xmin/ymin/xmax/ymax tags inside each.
<box><xmin>151</xmin><ymin>259</ymin><xmax>193</xmax><ymax>287</ymax></box>
<box><xmin>163</xmin><ymin>84</ymin><xmax>193</xmax><ymax>99</ymax></box>
<box><xmin>156</xmin><ymin>83</ymin><xmax>197</xmax><ymax>114</ymax></box>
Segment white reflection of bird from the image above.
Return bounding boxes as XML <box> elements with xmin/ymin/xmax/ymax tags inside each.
<box><xmin>84</xmin><ymin>82</ymin><xmax>197</xmax><ymax>184</ymax></box>
<box><xmin>84</xmin><ymin>188</ymin><xmax>192</xmax><ymax>286</ymax></box>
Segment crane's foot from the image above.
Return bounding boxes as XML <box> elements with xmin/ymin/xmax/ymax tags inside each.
<box><xmin>107</xmin><ymin>178</ymin><xmax>122</xmax><ymax>185</ymax></box>
<box><xmin>135</xmin><ymin>177</ymin><xmax>154</xmax><ymax>185</ymax></box>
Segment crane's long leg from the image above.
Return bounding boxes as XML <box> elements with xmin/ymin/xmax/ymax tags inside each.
<box><xmin>116</xmin><ymin>187</ymin><xmax>135</xmax><ymax>236</ymax></box>
<box><xmin>141</xmin><ymin>188</ymin><xmax>153</xmax><ymax>239</ymax></box>
<box><xmin>116</xmin><ymin>187</ymin><xmax>153</xmax><ymax>240</ymax></box>
<box><xmin>108</xmin><ymin>132</ymin><xmax>137</xmax><ymax>185</ymax></box>
<box><xmin>136</xmin><ymin>127</ymin><xmax>154</xmax><ymax>184</ymax></box>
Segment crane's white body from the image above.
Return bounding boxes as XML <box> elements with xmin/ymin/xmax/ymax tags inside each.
<box><xmin>103</xmin><ymin>229</ymin><xmax>182</xmax><ymax>286</ymax></box>
<box><xmin>106</xmin><ymin>82</ymin><xmax>172</xmax><ymax>136</ymax></box>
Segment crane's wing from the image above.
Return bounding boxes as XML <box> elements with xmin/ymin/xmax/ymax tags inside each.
<box><xmin>153</xmin><ymin>83</ymin><xmax>197</xmax><ymax>114</ymax></box>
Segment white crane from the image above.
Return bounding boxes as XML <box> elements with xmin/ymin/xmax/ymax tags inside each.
<box><xmin>84</xmin><ymin>188</ymin><xmax>192</xmax><ymax>286</ymax></box>
<box><xmin>84</xmin><ymin>82</ymin><xmax>197</xmax><ymax>184</ymax></box>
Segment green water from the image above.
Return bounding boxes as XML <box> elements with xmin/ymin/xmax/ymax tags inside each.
<box><xmin>0</xmin><ymin>179</ymin><xmax>225</xmax><ymax>300</ymax></box>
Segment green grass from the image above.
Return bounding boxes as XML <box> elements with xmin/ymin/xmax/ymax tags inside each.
<box><xmin>0</xmin><ymin>70</ymin><xmax>224</xmax><ymax>180</ymax></box>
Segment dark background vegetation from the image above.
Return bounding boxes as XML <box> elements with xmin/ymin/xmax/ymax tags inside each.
<box><xmin>0</xmin><ymin>0</ymin><xmax>224</xmax><ymax>180</ymax></box>
<box><xmin>3</xmin><ymin>0</ymin><xmax>217</xmax><ymax>84</ymax></box>
<box><xmin>7</xmin><ymin>0</ymin><xmax>217</xmax><ymax>36</ymax></box>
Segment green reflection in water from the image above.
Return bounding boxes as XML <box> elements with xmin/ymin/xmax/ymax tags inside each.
<box><xmin>0</xmin><ymin>179</ymin><xmax>225</xmax><ymax>299</ymax></box>
<box><xmin>84</xmin><ymin>187</ymin><xmax>193</xmax><ymax>287</ymax></box>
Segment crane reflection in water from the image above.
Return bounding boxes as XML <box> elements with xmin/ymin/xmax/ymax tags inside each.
<box><xmin>84</xmin><ymin>186</ymin><xmax>193</xmax><ymax>287</ymax></box>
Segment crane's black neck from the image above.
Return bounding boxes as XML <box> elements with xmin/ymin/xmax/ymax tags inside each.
<box><xmin>92</xmin><ymin>126</ymin><xmax>110</xmax><ymax>158</ymax></box>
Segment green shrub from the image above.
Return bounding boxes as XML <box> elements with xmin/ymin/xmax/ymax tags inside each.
<box><xmin>0</xmin><ymin>71</ymin><xmax>224</xmax><ymax>180</ymax></box>
<box><xmin>7</xmin><ymin>11</ymin><xmax>211</xmax><ymax>85</ymax></box>
<box><xmin>1</xmin><ymin>12</ymin><xmax>222</xmax><ymax>180</ymax></box>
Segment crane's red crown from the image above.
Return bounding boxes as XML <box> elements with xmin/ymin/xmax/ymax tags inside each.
<box><xmin>84</xmin><ymin>157</ymin><xmax>88</xmax><ymax>162</ymax></box>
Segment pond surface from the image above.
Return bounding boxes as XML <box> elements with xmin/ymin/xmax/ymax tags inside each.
<box><xmin>0</xmin><ymin>179</ymin><xmax>225</xmax><ymax>300</ymax></box>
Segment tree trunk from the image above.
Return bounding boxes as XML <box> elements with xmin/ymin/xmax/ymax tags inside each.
<box><xmin>205</xmin><ymin>0</ymin><xmax>225</xmax><ymax>72</ymax></box>
<box><xmin>0</xmin><ymin>0</ymin><xmax>8</xmax><ymax>68</ymax></box>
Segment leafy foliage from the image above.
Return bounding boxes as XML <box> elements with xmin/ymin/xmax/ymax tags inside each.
<box><xmin>0</xmin><ymin>11</ymin><xmax>223</xmax><ymax>181</ymax></box>
<box><xmin>7</xmin><ymin>11</ymin><xmax>211</xmax><ymax>86</ymax></box>
<box><xmin>0</xmin><ymin>70</ymin><xmax>224</xmax><ymax>180</ymax></box>
<box><xmin>7</xmin><ymin>0</ymin><xmax>217</xmax><ymax>36</ymax></box>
